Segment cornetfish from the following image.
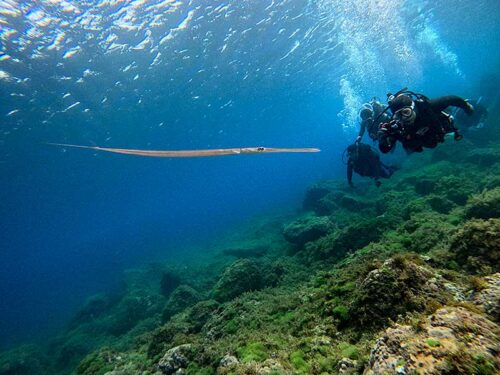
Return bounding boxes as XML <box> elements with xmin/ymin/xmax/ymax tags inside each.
<box><xmin>49</xmin><ymin>143</ymin><xmax>320</xmax><ymax>157</ymax></box>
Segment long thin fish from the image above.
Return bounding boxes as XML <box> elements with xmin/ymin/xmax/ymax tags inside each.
<box><xmin>49</xmin><ymin>143</ymin><xmax>320</xmax><ymax>157</ymax></box>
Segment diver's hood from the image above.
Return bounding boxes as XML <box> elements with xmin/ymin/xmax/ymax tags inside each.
<box><xmin>389</xmin><ymin>94</ymin><xmax>413</xmax><ymax>112</ymax></box>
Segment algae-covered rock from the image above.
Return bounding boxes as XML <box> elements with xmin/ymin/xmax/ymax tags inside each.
<box><xmin>465</xmin><ymin>187</ymin><xmax>500</xmax><ymax>219</ymax></box>
<box><xmin>162</xmin><ymin>285</ymin><xmax>202</xmax><ymax>322</ymax></box>
<box><xmin>218</xmin><ymin>354</ymin><xmax>239</xmax><ymax>371</ymax></box>
<box><xmin>306</xmin><ymin>216</ymin><xmax>394</xmax><ymax>259</ymax></box>
<box><xmin>351</xmin><ymin>256</ymin><xmax>447</xmax><ymax>327</ymax></box>
<box><xmin>337</xmin><ymin>193</ymin><xmax>375</xmax><ymax>212</ymax></box>
<box><xmin>433</xmin><ymin>174</ymin><xmax>477</xmax><ymax>205</ymax></box>
<box><xmin>338</xmin><ymin>357</ymin><xmax>359</xmax><ymax>374</ymax></box>
<box><xmin>186</xmin><ymin>300</ymin><xmax>219</xmax><ymax>332</ymax></box>
<box><xmin>303</xmin><ymin>181</ymin><xmax>337</xmax><ymax>214</ymax></box>
<box><xmin>399</xmin><ymin>212</ymin><xmax>456</xmax><ymax>253</ymax></box>
<box><xmin>469</xmin><ymin>273</ymin><xmax>500</xmax><ymax>322</ymax></box>
<box><xmin>212</xmin><ymin>259</ymin><xmax>262</xmax><ymax>302</ymax></box>
<box><xmin>158</xmin><ymin>344</ymin><xmax>193</xmax><ymax>375</ymax></box>
<box><xmin>147</xmin><ymin>319</ymin><xmax>192</xmax><ymax>359</ymax></box>
<box><xmin>282</xmin><ymin>215</ymin><xmax>334</xmax><ymax>246</ymax></box>
<box><xmin>364</xmin><ymin>307</ymin><xmax>499</xmax><ymax>375</ymax></box>
<box><xmin>106</xmin><ymin>292</ymin><xmax>161</xmax><ymax>336</ymax></box>
<box><xmin>450</xmin><ymin>218</ymin><xmax>500</xmax><ymax>274</ymax></box>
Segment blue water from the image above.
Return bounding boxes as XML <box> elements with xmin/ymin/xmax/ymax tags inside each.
<box><xmin>0</xmin><ymin>0</ymin><xmax>499</xmax><ymax>349</ymax></box>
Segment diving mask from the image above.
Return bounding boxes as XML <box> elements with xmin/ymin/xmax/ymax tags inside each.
<box><xmin>393</xmin><ymin>103</ymin><xmax>416</xmax><ymax>124</ymax></box>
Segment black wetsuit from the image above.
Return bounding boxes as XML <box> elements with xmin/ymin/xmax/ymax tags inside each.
<box><xmin>358</xmin><ymin>107</ymin><xmax>391</xmax><ymax>142</ymax></box>
<box><xmin>347</xmin><ymin>143</ymin><xmax>395</xmax><ymax>185</ymax></box>
<box><xmin>379</xmin><ymin>95</ymin><xmax>471</xmax><ymax>153</ymax></box>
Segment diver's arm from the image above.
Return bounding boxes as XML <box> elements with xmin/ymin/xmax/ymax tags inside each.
<box><xmin>357</xmin><ymin>121</ymin><xmax>367</xmax><ymax>142</ymax></box>
<box><xmin>430</xmin><ymin>96</ymin><xmax>473</xmax><ymax>114</ymax></box>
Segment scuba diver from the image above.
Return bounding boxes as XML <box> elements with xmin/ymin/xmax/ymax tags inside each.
<box><xmin>377</xmin><ymin>88</ymin><xmax>475</xmax><ymax>154</ymax></box>
<box><xmin>356</xmin><ymin>98</ymin><xmax>391</xmax><ymax>143</ymax></box>
<box><xmin>346</xmin><ymin>143</ymin><xmax>397</xmax><ymax>187</ymax></box>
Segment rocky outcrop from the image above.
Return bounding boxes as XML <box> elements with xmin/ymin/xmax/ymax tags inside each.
<box><xmin>282</xmin><ymin>215</ymin><xmax>334</xmax><ymax>246</ymax></box>
<box><xmin>158</xmin><ymin>344</ymin><xmax>192</xmax><ymax>375</ymax></box>
<box><xmin>364</xmin><ymin>307</ymin><xmax>499</xmax><ymax>375</ymax></box>
<box><xmin>351</xmin><ymin>257</ymin><xmax>448</xmax><ymax>327</ymax></box>
<box><xmin>469</xmin><ymin>273</ymin><xmax>500</xmax><ymax>322</ymax></box>
<box><xmin>303</xmin><ymin>182</ymin><xmax>338</xmax><ymax>214</ymax></box>
<box><xmin>450</xmin><ymin>218</ymin><xmax>500</xmax><ymax>274</ymax></box>
<box><xmin>212</xmin><ymin>259</ymin><xmax>262</xmax><ymax>302</ymax></box>
<box><xmin>162</xmin><ymin>285</ymin><xmax>201</xmax><ymax>322</ymax></box>
<box><xmin>465</xmin><ymin>187</ymin><xmax>500</xmax><ymax>219</ymax></box>
<box><xmin>216</xmin><ymin>355</ymin><xmax>239</xmax><ymax>374</ymax></box>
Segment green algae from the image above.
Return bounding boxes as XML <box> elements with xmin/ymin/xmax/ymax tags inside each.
<box><xmin>237</xmin><ymin>342</ymin><xmax>268</xmax><ymax>363</ymax></box>
<box><xmin>338</xmin><ymin>342</ymin><xmax>359</xmax><ymax>360</ymax></box>
<box><xmin>426</xmin><ymin>338</ymin><xmax>441</xmax><ymax>347</ymax></box>
<box><xmin>290</xmin><ymin>350</ymin><xmax>311</xmax><ymax>373</ymax></box>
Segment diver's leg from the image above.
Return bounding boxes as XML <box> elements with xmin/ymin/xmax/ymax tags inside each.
<box><xmin>430</xmin><ymin>96</ymin><xmax>473</xmax><ymax>114</ymax></box>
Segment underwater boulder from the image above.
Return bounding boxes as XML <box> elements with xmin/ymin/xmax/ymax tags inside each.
<box><xmin>282</xmin><ymin>215</ymin><xmax>334</xmax><ymax>246</ymax></box>
<box><xmin>218</xmin><ymin>354</ymin><xmax>239</xmax><ymax>373</ymax></box>
<box><xmin>186</xmin><ymin>300</ymin><xmax>219</xmax><ymax>332</ymax></box>
<box><xmin>364</xmin><ymin>307</ymin><xmax>499</xmax><ymax>375</ymax></box>
<box><xmin>212</xmin><ymin>259</ymin><xmax>262</xmax><ymax>302</ymax></box>
<box><xmin>434</xmin><ymin>175</ymin><xmax>477</xmax><ymax>206</ymax></box>
<box><xmin>302</xmin><ymin>181</ymin><xmax>364</xmax><ymax>215</ymax></box>
<box><xmin>399</xmin><ymin>212</ymin><xmax>456</xmax><ymax>253</ymax></box>
<box><xmin>464</xmin><ymin>187</ymin><xmax>500</xmax><ymax>219</ymax></box>
<box><xmin>469</xmin><ymin>273</ymin><xmax>500</xmax><ymax>322</ymax></box>
<box><xmin>302</xmin><ymin>182</ymin><xmax>336</xmax><ymax>212</ymax></box>
<box><xmin>162</xmin><ymin>285</ymin><xmax>202</xmax><ymax>322</ymax></box>
<box><xmin>147</xmin><ymin>318</ymin><xmax>192</xmax><ymax>359</ymax></box>
<box><xmin>158</xmin><ymin>344</ymin><xmax>193</xmax><ymax>375</ymax></box>
<box><xmin>350</xmin><ymin>256</ymin><xmax>448</xmax><ymax>328</ymax></box>
<box><xmin>305</xmin><ymin>216</ymin><xmax>393</xmax><ymax>259</ymax></box>
<box><xmin>338</xmin><ymin>193</ymin><xmax>374</xmax><ymax>212</ymax></box>
<box><xmin>450</xmin><ymin>218</ymin><xmax>500</xmax><ymax>275</ymax></box>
